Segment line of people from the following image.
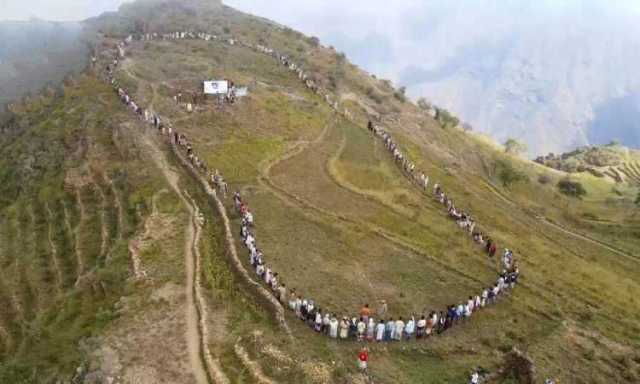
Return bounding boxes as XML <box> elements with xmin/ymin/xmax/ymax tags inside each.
<box><xmin>101</xmin><ymin>31</ymin><xmax>520</xmax><ymax>345</ymax></box>
<box><xmin>234</xmin><ymin>185</ymin><xmax>519</xmax><ymax>343</ymax></box>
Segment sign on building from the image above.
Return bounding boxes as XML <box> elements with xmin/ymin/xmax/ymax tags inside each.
<box><xmin>203</xmin><ymin>80</ymin><xmax>229</xmax><ymax>95</ymax></box>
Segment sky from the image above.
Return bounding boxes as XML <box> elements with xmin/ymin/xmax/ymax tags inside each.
<box><xmin>2</xmin><ymin>0</ymin><xmax>639</xmax><ymax>153</ymax></box>
<box><xmin>0</xmin><ymin>0</ymin><xmax>132</xmax><ymax>21</ymax></box>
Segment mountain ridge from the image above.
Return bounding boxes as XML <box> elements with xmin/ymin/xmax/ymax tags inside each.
<box><xmin>1</xmin><ymin>1</ymin><xmax>639</xmax><ymax>383</ymax></box>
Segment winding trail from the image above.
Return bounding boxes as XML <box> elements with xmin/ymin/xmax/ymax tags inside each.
<box><xmin>258</xmin><ymin>123</ymin><xmax>487</xmax><ymax>286</ymax></box>
<box><xmin>479</xmin><ymin>179</ymin><xmax>637</xmax><ymax>261</ymax></box>
<box><xmin>137</xmin><ymin>132</ymin><xmax>208</xmax><ymax>384</ymax></box>
<box><xmin>132</xmin><ymin>124</ymin><xmax>229</xmax><ymax>384</ymax></box>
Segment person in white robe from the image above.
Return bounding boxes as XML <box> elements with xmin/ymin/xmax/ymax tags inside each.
<box><xmin>329</xmin><ymin>317</ymin><xmax>339</xmax><ymax>338</ymax></box>
<box><xmin>405</xmin><ymin>317</ymin><xmax>415</xmax><ymax>340</ymax></box>
<box><xmin>288</xmin><ymin>290</ymin><xmax>296</xmax><ymax>311</ymax></box>
<box><xmin>366</xmin><ymin>318</ymin><xmax>375</xmax><ymax>341</ymax></box>
<box><xmin>315</xmin><ymin>311</ymin><xmax>323</xmax><ymax>332</ymax></box>
<box><xmin>323</xmin><ymin>313</ymin><xmax>331</xmax><ymax>334</ymax></box>
<box><xmin>375</xmin><ymin>320</ymin><xmax>385</xmax><ymax>342</ymax></box>
<box><xmin>357</xmin><ymin>319</ymin><xmax>366</xmax><ymax>341</ymax></box>
<box><xmin>264</xmin><ymin>267</ymin><xmax>272</xmax><ymax>285</ymax></box>
<box><xmin>339</xmin><ymin>318</ymin><xmax>349</xmax><ymax>339</ymax></box>
<box><xmin>394</xmin><ymin>318</ymin><xmax>405</xmax><ymax>341</ymax></box>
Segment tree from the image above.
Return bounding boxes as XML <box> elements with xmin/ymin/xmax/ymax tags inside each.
<box><xmin>504</xmin><ymin>138</ymin><xmax>527</xmax><ymax>156</ymax></box>
<box><xmin>557</xmin><ymin>179</ymin><xmax>587</xmax><ymax>198</ymax></box>
<box><xmin>496</xmin><ymin>159</ymin><xmax>528</xmax><ymax>188</ymax></box>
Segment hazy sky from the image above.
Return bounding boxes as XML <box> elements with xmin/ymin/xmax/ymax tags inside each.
<box><xmin>1</xmin><ymin>0</ymin><xmax>131</xmax><ymax>21</ymax></box>
<box><xmin>2</xmin><ymin>0</ymin><xmax>639</xmax><ymax>152</ymax></box>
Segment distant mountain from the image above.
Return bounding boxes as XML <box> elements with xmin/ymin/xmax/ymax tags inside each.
<box><xmin>397</xmin><ymin>1</ymin><xmax>640</xmax><ymax>157</ymax></box>
<box><xmin>534</xmin><ymin>143</ymin><xmax>640</xmax><ymax>186</ymax></box>
<box><xmin>0</xmin><ymin>19</ymin><xmax>88</xmax><ymax>105</ymax></box>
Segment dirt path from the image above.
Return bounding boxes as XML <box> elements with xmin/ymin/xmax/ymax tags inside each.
<box><xmin>132</xmin><ymin>124</ymin><xmax>230</xmax><ymax>384</ymax></box>
<box><xmin>259</xmin><ymin>123</ymin><xmax>486</xmax><ymax>286</ymax></box>
<box><xmin>138</xmin><ymin>134</ymin><xmax>209</xmax><ymax>384</ymax></box>
<box><xmin>480</xmin><ymin>179</ymin><xmax>637</xmax><ymax>260</ymax></box>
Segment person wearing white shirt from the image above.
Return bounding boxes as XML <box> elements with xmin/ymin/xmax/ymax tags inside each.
<box><xmin>394</xmin><ymin>318</ymin><xmax>405</xmax><ymax>341</ymax></box>
<box><xmin>375</xmin><ymin>320</ymin><xmax>385</xmax><ymax>342</ymax></box>
<box><xmin>404</xmin><ymin>317</ymin><xmax>415</xmax><ymax>340</ymax></box>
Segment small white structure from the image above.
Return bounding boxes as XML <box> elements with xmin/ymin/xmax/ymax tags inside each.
<box><xmin>203</xmin><ymin>80</ymin><xmax>229</xmax><ymax>95</ymax></box>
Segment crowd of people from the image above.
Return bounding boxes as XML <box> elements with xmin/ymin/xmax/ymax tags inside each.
<box><xmin>367</xmin><ymin>121</ymin><xmax>521</xmax><ymax>272</ymax></box>
<box><xmin>101</xmin><ymin>30</ymin><xmax>521</xmax><ymax>347</ymax></box>
<box><xmin>232</xmin><ymin>170</ymin><xmax>519</xmax><ymax>344</ymax></box>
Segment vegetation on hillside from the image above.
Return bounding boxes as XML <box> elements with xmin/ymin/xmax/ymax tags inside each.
<box><xmin>1</xmin><ymin>1</ymin><xmax>639</xmax><ymax>383</ymax></box>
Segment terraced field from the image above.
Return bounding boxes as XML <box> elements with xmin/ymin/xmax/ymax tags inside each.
<box><xmin>105</xmin><ymin>20</ymin><xmax>640</xmax><ymax>382</ymax></box>
<box><xmin>1</xmin><ymin>0</ymin><xmax>640</xmax><ymax>383</ymax></box>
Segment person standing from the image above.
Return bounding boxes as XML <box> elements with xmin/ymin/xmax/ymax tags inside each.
<box><xmin>329</xmin><ymin>316</ymin><xmax>339</xmax><ymax>339</ymax></box>
<box><xmin>375</xmin><ymin>319</ymin><xmax>385</xmax><ymax>342</ymax></box>
<box><xmin>394</xmin><ymin>317</ymin><xmax>405</xmax><ymax>341</ymax></box>
<box><xmin>358</xmin><ymin>347</ymin><xmax>369</xmax><ymax>371</ymax></box>
<box><xmin>360</xmin><ymin>304</ymin><xmax>371</xmax><ymax>323</ymax></box>
<box><xmin>377</xmin><ymin>300</ymin><xmax>388</xmax><ymax>317</ymax></box>
<box><xmin>339</xmin><ymin>317</ymin><xmax>349</xmax><ymax>339</ymax></box>
<box><xmin>405</xmin><ymin>316</ymin><xmax>415</xmax><ymax>340</ymax></box>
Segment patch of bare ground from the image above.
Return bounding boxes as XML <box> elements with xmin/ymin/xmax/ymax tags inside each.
<box><xmin>82</xmin><ymin>282</ymin><xmax>198</xmax><ymax>384</ymax></box>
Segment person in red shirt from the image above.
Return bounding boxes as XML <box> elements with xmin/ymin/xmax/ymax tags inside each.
<box><xmin>358</xmin><ymin>347</ymin><xmax>369</xmax><ymax>371</ymax></box>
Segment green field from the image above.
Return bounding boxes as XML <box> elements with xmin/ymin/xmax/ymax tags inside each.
<box><xmin>1</xmin><ymin>0</ymin><xmax>639</xmax><ymax>383</ymax></box>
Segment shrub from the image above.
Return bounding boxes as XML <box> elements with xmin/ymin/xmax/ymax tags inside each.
<box><xmin>504</xmin><ymin>138</ymin><xmax>527</xmax><ymax>156</ymax></box>
<box><xmin>496</xmin><ymin>160</ymin><xmax>528</xmax><ymax>188</ymax></box>
<box><xmin>538</xmin><ymin>174</ymin><xmax>552</xmax><ymax>184</ymax></box>
<box><xmin>417</xmin><ymin>97</ymin><xmax>431</xmax><ymax>110</ymax></box>
<box><xmin>308</xmin><ymin>36</ymin><xmax>320</xmax><ymax>47</ymax></box>
<box><xmin>394</xmin><ymin>87</ymin><xmax>406</xmax><ymax>102</ymax></box>
<box><xmin>435</xmin><ymin>107</ymin><xmax>459</xmax><ymax>128</ymax></box>
<box><xmin>557</xmin><ymin>179</ymin><xmax>587</xmax><ymax>198</ymax></box>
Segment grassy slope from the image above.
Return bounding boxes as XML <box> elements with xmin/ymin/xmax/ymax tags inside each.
<box><xmin>113</xmin><ymin>6</ymin><xmax>640</xmax><ymax>381</ymax></box>
<box><xmin>0</xmin><ymin>75</ymin><xmax>169</xmax><ymax>381</ymax></box>
<box><xmin>2</xmin><ymin>0</ymin><xmax>639</xmax><ymax>382</ymax></box>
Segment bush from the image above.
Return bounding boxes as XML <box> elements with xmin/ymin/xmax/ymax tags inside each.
<box><xmin>435</xmin><ymin>107</ymin><xmax>459</xmax><ymax>128</ymax></box>
<box><xmin>504</xmin><ymin>138</ymin><xmax>527</xmax><ymax>156</ymax></box>
<box><xmin>538</xmin><ymin>174</ymin><xmax>552</xmax><ymax>184</ymax></box>
<box><xmin>557</xmin><ymin>179</ymin><xmax>587</xmax><ymax>198</ymax></box>
<box><xmin>308</xmin><ymin>36</ymin><xmax>320</xmax><ymax>47</ymax></box>
<box><xmin>394</xmin><ymin>87</ymin><xmax>406</xmax><ymax>102</ymax></box>
<box><xmin>496</xmin><ymin>160</ymin><xmax>528</xmax><ymax>188</ymax></box>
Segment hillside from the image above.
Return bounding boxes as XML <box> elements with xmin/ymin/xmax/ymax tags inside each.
<box><xmin>225</xmin><ymin>0</ymin><xmax>640</xmax><ymax>157</ymax></box>
<box><xmin>1</xmin><ymin>1</ymin><xmax>639</xmax><ymax>383</ymax></box>
<box><xmin>0</xmin><ymin>19</ymin><xmax>88</xmax><ymax>106</ymax></box>
<box><xmin>535</xmin><ymin>143</ymin><xmax>640</xmax><ymax>186</ymax></box>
